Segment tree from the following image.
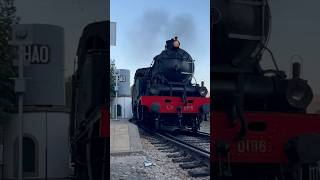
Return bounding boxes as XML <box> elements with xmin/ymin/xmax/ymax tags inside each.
<box><xmin>0</xmin><ymin>0</ymin><xmax>18</xmax><ymax>123</ymax></box>
<box><xmin>110</xmin><ymin>60</ymin><xmax>115</xmax><ymax>97</ymax></box>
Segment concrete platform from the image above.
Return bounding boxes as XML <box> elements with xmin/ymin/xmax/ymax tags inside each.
<box><xmin>110</xmin><ymin>119</ymin><xmax>143</xmax><ymax>155</ymax></box>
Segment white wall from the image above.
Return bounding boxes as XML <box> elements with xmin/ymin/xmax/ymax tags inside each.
<box><xmin>111</xmin><ymin>97</ymin><xmax>132</xmax><ymax>119</ymax></box>
<box><xmin>3</xmin><ymin>111</ymin><xmax>70</xmax><ymax>179</ymax></box>
<box><xmin>47</xmin><ymin>112</ymin><xmax>71</xmax><ymax>178</ymax></box>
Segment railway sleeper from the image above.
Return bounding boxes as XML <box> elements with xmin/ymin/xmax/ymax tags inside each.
<box><xmin>153</xmin><ymin>144</ymin><xmax>163</xmax><ymax>147</ymax></box>
<box><xmin>167</xmin><ymin>151</ymin><xmax>189</xmax><ymax>158</ymax></box>
<box><xmin>157</xmin><ymin>146</ymin><xmax>173</xmax><ymax>150</ymax></box>
<box><xmin>150</xmin><ymin>141</ymin><xmax>163</xmax><ymax>145</ymax></box>
<box><xmin>160</xmin><ymin>148</ymin><xmax>179</xmax><ymax>153</ymax></box>
<box><xmin>152</xmin><ymin>143</ymin><xmax>164</xmax><ymax>146</ymax></box>
<box><xmin>167</xmin><ymin>152</ymin><xmax>186</xmax><ymax>158</ymax></box>
<box><xmin>153</xmin><ymin>144</ymin><xmax>168</xmax><ymax>148</ymax></box>
<box><xmin>188</xmin><ymin>168</ymin><xmax>210</xmax><ymax>177</ymax></box>
<box><xmin>172</xmin><ymin>157</ymin><xmax>194</xmax><ymax>163</ymax></box>
<box><xmin>180</xmin><ymin>161</ymin><xmax>204</xmax><ymax>169</ymax></box>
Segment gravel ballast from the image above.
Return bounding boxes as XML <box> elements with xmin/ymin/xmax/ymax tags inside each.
<box><xmin>111</xmin><ymin>130</ymin><xmax>210</xmax><ymax>180</ymax></box>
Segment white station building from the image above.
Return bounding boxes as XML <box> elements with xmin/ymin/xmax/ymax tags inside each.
<box><xmin>111</xmin><ymin>69</ymin><xmax>133</xmax><ymax>119</ymax></box>
<box><xmin>2</xmin><ymin>24</ymin><xmax>71</xmax><ymax>179</ymax></box>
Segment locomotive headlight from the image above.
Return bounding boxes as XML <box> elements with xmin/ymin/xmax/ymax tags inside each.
<box><xmin>286</xmin><ymin>79</ymin><xmax>313</xmax><ymax>109</ymax></box>
<box><xmin>199</xmin><ymin>87</ymin><xmax>208</xmax><ymax>97</ymax></box>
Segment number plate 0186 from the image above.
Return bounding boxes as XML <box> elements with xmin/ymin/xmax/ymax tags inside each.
<box><xmin>237</xmin><ymin>140</ymin><xmax>268</xmax><ymax>153</ymax></box>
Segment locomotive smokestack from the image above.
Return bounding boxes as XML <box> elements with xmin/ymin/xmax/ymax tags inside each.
<box><xmin>173</xmin><ymin>36</ymin><xmax>180</xmax><ymax>48</ymax></box>
<box><xmin>166</xmin><ymin>36</ymin><xmax>180</xmax><ymax>50</ymax></box>
<box><xmin>292</xmin><ymin>62</ymin><xmax>301</xmax><ymax>79</ymax></box>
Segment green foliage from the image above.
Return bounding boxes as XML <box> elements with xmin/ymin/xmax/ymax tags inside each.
<box><xmin>110</xmin><ymin>61</ymin><xmax>115</xmax><ymax>97</ymax></box>
<box><xmin>0</xmin><ymin>0</ymin><xmax>18</xmax><ymax>123</ymax></box>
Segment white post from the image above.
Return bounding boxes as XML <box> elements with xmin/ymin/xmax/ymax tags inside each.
<box><xmin>9</xmin><ymin>33</ymin><xmax>30</xmax><ymax>180</ymax></box>
<box><xmin>17</xmin><ymin>45</ymin><xmax>25</xmax><ymax>180</ymax></box>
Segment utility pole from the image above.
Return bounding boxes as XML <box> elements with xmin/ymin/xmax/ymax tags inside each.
<box><xmin>17</xmin><ymin>46</ymin><xmax>24</xmax><ymax>180</ymax></box>
<box><xmin>9</xmin><ymin>26</ymin><xmax>34</xmax><ymax>179</ymax></box>
<box><xmin>9</xmin><ymin>43</ymin><xmax>26</xmax><ymax>180</ymax></box>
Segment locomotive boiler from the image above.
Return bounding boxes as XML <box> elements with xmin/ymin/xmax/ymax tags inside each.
<box><xmin>132</xmin><ymin>37</ymin><xmax>210</xmax><ymax>131</ymax></box>
<box><xmin>211</xmin><ymin>1</ymin><xmax>320</xmax><ymax>179</ymax></box>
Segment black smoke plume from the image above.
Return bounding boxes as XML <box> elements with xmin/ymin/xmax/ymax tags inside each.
<box><xmin>126</xmin><ymin>9</ymin><xmax>198</xmax><ymax>62</ymax></box>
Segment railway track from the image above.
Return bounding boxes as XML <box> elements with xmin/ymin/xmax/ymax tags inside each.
<box><xmin>139</xmin><ymin>126</ymin><xmax>210</xmax><ymax>178</ymax></box>
<box><xmin>166</xmin><ymin>131</ymin><xmax>210</xmax><ymax>152</ymax></box>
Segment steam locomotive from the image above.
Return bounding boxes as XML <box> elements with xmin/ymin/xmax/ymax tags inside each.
<box><xmin>211</xmin><ymin>1</ymin><xmax>320</xmax><ymax>179</ymax></box>
<box><xmin>70</xmin><ymin>21</ymin><xmax>109</xmax><ymax>180</ymax></box>
<box><xmin>132</xmin><ymin>37</ymin><xmax>210</xmax><ymax>131</ymax></box>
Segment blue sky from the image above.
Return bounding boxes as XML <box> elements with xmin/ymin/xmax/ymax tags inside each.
<box><xmin>111</xmin><ymin>0</ymin><xmax>210</xmax><ymax>88</ymax></box>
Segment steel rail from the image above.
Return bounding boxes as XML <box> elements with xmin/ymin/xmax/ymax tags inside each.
<box><xmin>156</xmin><ymin>132</ymin><xmax>210</xmax><ymax>166</ymax></box>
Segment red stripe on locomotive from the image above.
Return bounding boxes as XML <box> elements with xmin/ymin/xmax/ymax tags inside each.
<box><xmin>140</xmin><ymin>96</ymin><xmax>210</xmax><ymax>113</ymax></box>
<box><xmin>212</xmin><ymin>112</ymin><xmax>320</xmax><ymax>164</ymax></box>
<box><xmin>99</xmin><ymin>106</ymin><xmax>109</xmax><ymax>138</ymax></box>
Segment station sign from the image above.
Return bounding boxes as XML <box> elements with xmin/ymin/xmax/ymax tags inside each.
<box><xmin>118</xmin><ymin>75</ymin><xmax>126</xmax><ymax>82</ymax></box>
<box><xmin>24</xmin><ymin>44</ymin><xmax>50</xmax><ymax>64</ymax></box>
<box><xmin>10</xmin><ymin>44</ymin><xmax>51</xmax><ymax>65</ymax></box>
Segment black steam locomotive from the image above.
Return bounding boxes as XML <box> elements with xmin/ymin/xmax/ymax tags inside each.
<box><xmin>211</xmin><ymin>1</ymin><xmax>320</xmax><ymax>179</ymax></box>
<box><xmin>132</xmin><ymin>37</ymin><xmax>210</xmax><ymax>131</ymax></box>
<box><xmin>70</xmin><ymin>21</ymin><xmax>109</xmax><ymax>180</ymax></box>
